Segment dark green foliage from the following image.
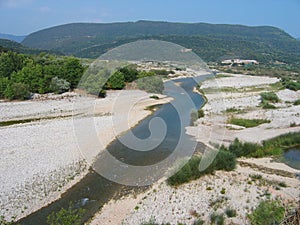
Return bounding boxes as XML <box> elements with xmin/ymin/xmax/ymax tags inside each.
<box><xmin>225</xmin><ymin>208</ymin><xmax>237</xmax><ymax>218</ymax></box>
<box><xmin>0</xmin><ymin>51</ymin><xmax>25</xmax><ymax>78</ymax></box>
<box><xmin>119</xmin><ymin>66</ymin><xmax>138</xmax><ymax>82</ymax></box>
<box><xmin>210</xmin><ymin>213</ymin><xmax>225</xmax><ymax>225</ymax></box>
<box><xmin>22</xmin><ymin>21</ymin><xmax>300</xmax><ymax>64</ymax></box>
<box><xmin>197</xmin><ymin>109</ymin><xmax>205</xmax><ymax>118</ymax></box>
<box><xmin>224</xmin><ymin>132</ymin><xmax>300</xmax><ymax>158</ymax></box>
<box><xmin>4</xmin><ymin>82</ymin><xmax>30</xmax><ymax>100</ymax></box>
<box><xmin>167</xmin><ymin>150</ymin><xmax>236</xmax><ymax>186</ymax></box>
<box><xmin>61</xmin><ymin>57</ymin><xmax>85</xmax><ymax>89</ymax></box>
<box><xmin>150</xmin><ymin>95</ymin><xmax>159</xmax><ymax>100</ymax></box>
<box><xmin>227</xmin><ymin>139</ymin><xmax>261</xmax><ymax>157</ymax></box>
<box><xmin>0</xmin><ymin>51</ymin><xmax>85</xmax><ymax>99</ymax></box>
<box><xmin>294</xmin><ymin>99</ymin><xmax>300</xmax><ymax>105</ymax></box>
<box><xmin>228</xmin><ymin>118</ymin><xmax>271</xmax><ymax>128</ymax></box>
<box><xmin>262</xmin><ymin>102</ymin><xmax>276</xmax><ymax>109</ymax></box>
<box><xmin>284</xmin><ymin>81</ymin><xmax>300</xmax><ymax>91</ymax></box>
<box><xmin>106</xmin><ymin>71</ymin><xmax>125</xmax><ymax>89</ymax></box>
<box><xmin>260</xmin><ymin>92</ymin><xmax>279</xmax><ymax>103</ymax></box>
<box><xmin>46</xmin><ymin>203</ymin><xmax>86</xmax><ymax>225</ymax></box>
<box><xmin>248</xmin><ymin>200</ymin><xmax>285</xmax><ymax>225</ymax></box>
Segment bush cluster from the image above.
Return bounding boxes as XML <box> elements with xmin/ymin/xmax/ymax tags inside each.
<box><xmin>167</xmin><ymin>150</ymin><xmax>236</xmax><ymax>186</ymax></box>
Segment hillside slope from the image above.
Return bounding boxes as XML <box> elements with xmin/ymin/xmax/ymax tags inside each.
<box><xmin>22</xmin><ymin>21</ymin><xmax>300</xmax><ymax>63</ymax></box>
<box><xmin>0</xmin><ymin>39</ymin><xmax>62</xmax><ymax>55</ymax></box>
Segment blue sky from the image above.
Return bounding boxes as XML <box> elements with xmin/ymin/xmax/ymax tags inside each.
<box><xmin>0</xmin><ymin>0</ymin><xmax>299</xmax><ymax>37</ymax></box>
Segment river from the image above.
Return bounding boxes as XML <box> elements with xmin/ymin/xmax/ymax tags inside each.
<box><xmin>18</xmin><ymin>75</ymin><xmax>211</xmax><ymax>225</ymax></box>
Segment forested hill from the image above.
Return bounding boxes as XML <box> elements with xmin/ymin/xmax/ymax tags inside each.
<box><xmin>22</xmin><ymin>20</ymin><xmax>300</xmax><ymax>64</ymax></box>
<box><xmin>0</xmin><ymin>39</ymin><xmax>62</xmax><ymax>55</ymax></box>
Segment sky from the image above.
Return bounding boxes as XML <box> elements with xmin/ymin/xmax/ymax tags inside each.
<box><xmin>0</xmin><ymin>0</ymin><xmax>299</xmax><ymax>37</ymax></box>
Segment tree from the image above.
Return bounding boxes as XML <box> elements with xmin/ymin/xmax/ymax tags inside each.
<box><xmin>50</xmin><ymin>76</ymin><xmax>70</xmax><ymax>94</ymax></box>
<box><xmin>62</xmin><ymin>57</ymin><xmax>85</xmax><ymax>89</ymax></box>
<box><xmin>119</xmin><ymin>66</ymin><xmax>138</xmax><ymax>82</ymax></box>
<box><xmin>106</xmin><ymin>71</ymin><xmax>125</xmax><ymax>89</ymax></box>
<box><xmin>0</xmin><ymin>51</ymin><xmax>24</xmax><ymax>78</ymax></box>
<box><xmin>0</xmin><ymin>77</ymin><xmax>9</xmax><ymax>98</ymax></box>
<box><xmin>4</xmin><ymin>82</ymin><xmax>30</xmax><ymax>100</ymax></box>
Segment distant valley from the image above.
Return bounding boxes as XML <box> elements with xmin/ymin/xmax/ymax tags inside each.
<box><xmin>0</xmin><ymin>33</ymin><xmax>26</xmax><ymax>43</ymax></box>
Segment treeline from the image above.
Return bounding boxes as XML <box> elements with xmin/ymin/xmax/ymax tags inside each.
<box><xmin>80</xmin><ymin>63</ymin><xmax>167</xmax><ymax>97</ymax></box>
<box><xmin>0</xmin><ymin>51</ymin><xmax>84</xmax><ymax>100</ymax></box>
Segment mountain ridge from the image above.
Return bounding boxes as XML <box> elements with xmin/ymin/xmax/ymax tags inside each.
<box><xmin>21</xmin><ymin>21</ymin><xmax>300</xmax><ymax>64</ymax></box>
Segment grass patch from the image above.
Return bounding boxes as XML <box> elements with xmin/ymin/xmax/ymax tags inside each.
<box><xmin>215</xmin><ymin>73</ymin><xmax>233</xmax><ymax>78</ymax></box>
<box><xmin>210</xmin><ymin>213</ymin><xmax>225</xmax><ymax>225</ymax></box>
<box><xmin>248</xmin><ymin>200</ymin><xmax>285</xmax><ymax>225</ymax></box>
<box><xmin>225</xmin><ymin>107</ymin><xmax>245</xmax><ymax>114</ymax></box>
<box><xmin>228</xmin><ymin>117</ymin><xmax>270</xmax><ymax>128</ymax></box>
<box><xmin>260</xmin><ymin>92</ymin><xmax>279</xmax><ymax>103</ymax></box>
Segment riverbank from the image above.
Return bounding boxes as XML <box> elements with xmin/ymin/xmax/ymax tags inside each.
<box><xmin>91</xmin><ymin>73</ymin><xmax>300</xmax><ymax>225</ymax></box>
<box><xmin>0</xmin><ymin>90</ymin><xmax>172</xmax><ymax>221</ymax></box>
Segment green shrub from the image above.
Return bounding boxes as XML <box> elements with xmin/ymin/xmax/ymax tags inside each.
<box><xmin>227</xmin><ymin>138</ymin><xmax>260</xmax><ymax>157</ymax></box>
<box><xmin>220</xmin><ymin>188</ymin><xmax>226</xmax><ymax>194</ymax></box>
<box><xmin>262</xmin><ymin>102</ymin><xmax>276</xmax><ymax>109</ymax></box>
<box><xmin>278</xmin><ymin>182</ymin><xmax>287</xmax><ymax>187</ymax></box>
<box><xmin>260</xmin><ymin>92</ymin><xmax>279</xmax><ymax>103</ymax></box>
<box><xmin>285</xmin><ymin>81</ymin><xmax>300</xmax><ymax>91</ymax></box>
<box><xmin>224</xmin><ymin>132</ymin><xmax>300</xmax><ymax>158</ymax></box>
<box><xmin>225</xmin><ymin>208</ymin><xmax>237</xmax><ymax>217</ymax></box>
<box><xmin>4</xmin><ymin>82</ymin><xmax>30</xmax><ymax>100</ymax></box>
<box><xmin>167</xmin><ymin>150</ymin><xmax>236</xmax><ymax>186</ymax></box>
<box><xmin>197</xmin><ymin>109</ymin><xmax>205</xmax><ymax>118</ymax></box>
<box><xmin>248</xmin><ymin>200</ymin><xmax>285</xmax><ymax>225</ymax></box>
<box><xmin>228</xmin><ymin>117</ymin><xmax>271</xmax><ymax>128</ymax></box>
<box><xmin>150</xmin><ymin>95</ymin><xmax>159</xmax><ymax>100</ymax></box>
<box><xmin>294</xmin><ymin>99</ymin><xmax>300</xmax><ymax>105</ymax></box>
<box><xmin>46</xmin><ymin>203</ymin><xmax>85</xmax><ymax>225</ymax></box>
<box><xmin>210</xmin><ymin>213</ymin><xmax>225</xmax><ymax>225</ymax></box>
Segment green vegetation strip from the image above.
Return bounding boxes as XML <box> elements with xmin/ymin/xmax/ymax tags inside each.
<box><xmin>228</xmin><ymin>118</ymin><xmax>270</xmax><ymax>128</ymax></box>
<box><xmin>167</xmin><ymin>150</ymin><xmax>236</xmax><ymax>186</ymax></box>
<box><xmin>168</xmin><ymin>132</ymin><xmax>300</xmax><ymax>186</ymax></box>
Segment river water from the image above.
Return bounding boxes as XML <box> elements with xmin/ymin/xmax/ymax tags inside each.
<box><xmin>283</xmin><ymin>147</ymin><xmax>300</xmax><ymax>170</ymax></box>
<box><xmin>18</xmin><ymin>75</ymin><xmax>211</xmax><ymax>225</ymax></box>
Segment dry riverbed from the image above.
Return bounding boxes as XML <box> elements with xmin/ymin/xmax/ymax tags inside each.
<box><xmin>90</xmin><ymin>73</ymin><xmax>300</xmax><ymax>225</ymax></box>
<box><xmin>0</xmin><ymin>90</ymin><xmax>172</xmax><ymax>221</ymax></box>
